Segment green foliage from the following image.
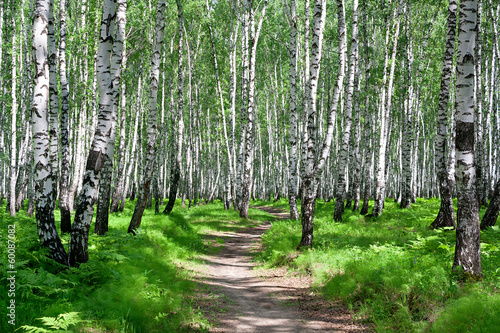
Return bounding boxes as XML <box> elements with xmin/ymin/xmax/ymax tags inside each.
<box><xmin>257</xmin><ymin>198</ymin><xmax>500</xmax><ymax>332</ymax></box>
<box><xmin>0</xmin><ymin>200</ymin><xmax>268</xmax><ymax>333</ymax></box>
<box><xmin>430</xmin><ymin>294</ymin><xmax>500</xmax><ymax>333</ymax></box>
<box><xmin>20</xmin><ymin>312</ymin><xmax>83</xmax><ymax>332</ymax></box>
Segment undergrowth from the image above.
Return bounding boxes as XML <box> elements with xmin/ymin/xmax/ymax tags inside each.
<box><xmin>257</xmin><ymin>198</ymin><xmax>500</xmax><ymax>332</ymax></box>
<box><xmin>0</xmin><ymin>200</ymin><xmax>270</xmax><ymax>332</ymax></box>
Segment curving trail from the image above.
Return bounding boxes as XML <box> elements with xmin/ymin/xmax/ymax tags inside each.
<box><xmin>201</xmin><ymin>206</ymin><xmax>370</xmax><ymax>332</ymax></box>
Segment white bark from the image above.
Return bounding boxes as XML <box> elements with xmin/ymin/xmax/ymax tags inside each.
<box><xmin>129</xmin><ymin>0</ymin><xmax>166</xmax><ymax>232</ymax></box>
<box><xmin>240</xmin><ymin>0</ymin><xmax>268</xmax><ymax>219</ymax></box>
<box><xmin>48</xmin><ymin>0</ymin><xmax>59</xmax><ymax>204</ymax></box>
<box><xmin>453</xmin><ymin>0</ymin><xmax>482</xmax><ymax>277</ymax></box>
<box><xmin>287</xmin><ymin>0</ymin><xmax>299</xmax><ymax>219</ymax></box>
<box><xmin>70</xmin><ymin>0</ymin><xmax>117</xmax><ymax>264</ymax></box>
<box><xmin>9</xmin><ymin>14</ymin><xmax>17</xmax><ymax>216</ymax></box>
<box><xmin>32</xmin><ymin>0</ymin><xmax>68</xmax><ymax>265</ymax></box>
<box><xmin>334</xmin><ymin>0</ymin><xmax>358</xmax><ymax>221</ymax></box>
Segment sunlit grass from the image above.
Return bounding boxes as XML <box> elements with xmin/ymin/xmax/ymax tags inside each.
<box><xmin>0</xmin><ymin>199</ymin><xmax>275</xmax><ymax>333</ymax></box>
<box><xmin>257</xmin><ymin>198</ymin><xmax>500</xmax><ymax>332</ymax></box>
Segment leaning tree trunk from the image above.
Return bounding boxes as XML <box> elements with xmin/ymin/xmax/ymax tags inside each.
<box><xmin>334</xmin><ymin>0</ymin><xmax>358</xmax><ymax>222</ymax></box>
<box><xmin>32</xmin><ymin>0</ymin><xmax>68</xmax><ymax>265</ymax></box>
<box><xmin>287</xmin><ymin>0</ymin><xmax>299</xmax><ymax>220</ymax></box>
<box><xmin>70</xmin><ymin>0</ymin><xmax>117</xmax><ymax>265</ymax></box>
<box><xmin>480</xmin><ymin>179</ymin><xmax>500</xmax><ymax>229</ymax></box>
<box><xmin>431</xmin><ymin>0</ymin><xmax>457</xmax><ymax>229</ymax></box>
<box><xmin>163</xmin><ymin>0</ymin><xmax>184</xmax><ymax>215</ymax></box>
<box><xmin>453</xmin><ymin>0</ymin><xmax>482</xmax><ymax>278</ymax></box>
<box><xmin>128</xmin><ymin>0</ymin><xmax>166</xmax><ymax>233</ymax></box>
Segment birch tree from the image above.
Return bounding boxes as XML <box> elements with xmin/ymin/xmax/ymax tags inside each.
<box><xmin>299</xmin><ymin>0</ymin><xmax>346</xmax><ymax>247</ymax></box>
<box><xmin>128</xmin><ymin>0</ymin><xmax>166</xmax><ymax>233</ymax></box>
<box><xmin>32</xmin><ymin>0</ymin><xmax>68</xmax><ymax>265</ymax></box>
<box><xmin>59</xmin><ymin>0</ymin><xmax>71</xmax><ymax>233</ymax></box>
<box><xmin>163</xmin><ymin>0</ymin><xmax>184</xmax><ymax>215</ymax></box>
<box><xmin>239</xmin><ymin>0</ymin><xmax>268</xmax><ymax>219</ymax></box>
<box><xmin>431</xmin><ymin>0</ymin><xmax>457</xmax><ymax>229</ymax></box>
<box><xmin>334</xmin><ymin>0</ymin><xmax>358</xmax><ymax>222</ymax></box>
<box><xmin>70</xmin><ymin>0</ymin><xmax>117</xmax><ymax>264</ymax></box>
<box><xmin>47</xmin><ymin>0</ymin><xmax>58</xmax><ymax>204</ymax></box>
<box><xmin>95</xmin><ymin>0</ymin><xmax>128</xmax><ymax>235</ymax></box>
<box><xmin>287</xmin><ymin>0</ymin><xmax>299</xmax><ymax>220</ymax></box>
<box><xmin>453</xmin><ymin>0</ymin><xmax>482</xmax><ymax>278</ymax></box>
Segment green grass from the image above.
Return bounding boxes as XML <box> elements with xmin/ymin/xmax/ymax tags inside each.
<box><xmin>2</xmin><ymin>197</ymin><xmax>499</xmax><ymax>332</ymax></box>
<box><xmin>256</xmin><ymin>198</ymin><xmax>500</xmax><ymax>332</ymax></box>
<box><xmin>0</xmin><ymin>200</ymin><xmax>274</xmax><ymax>332</ymax></box>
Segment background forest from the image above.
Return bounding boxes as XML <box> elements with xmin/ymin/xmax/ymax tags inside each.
<box><xmin>0</xmin><ymin>0</ymin><xmax>499</xmax><ymax>332</ymax></box>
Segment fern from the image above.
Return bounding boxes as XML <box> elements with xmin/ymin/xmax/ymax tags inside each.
<box><xmin>20</xmin><ymin>312</ymin><xmax>83</xmax><ymax>333</ymax></box>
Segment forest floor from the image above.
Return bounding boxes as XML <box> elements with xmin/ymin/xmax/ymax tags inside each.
<box><xmin>193</xmin><ymin>206</ymin><xmax>371</xmax><ymax>332</ymax></box>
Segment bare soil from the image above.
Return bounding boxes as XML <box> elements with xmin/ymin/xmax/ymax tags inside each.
<box><xmin>194</xmin><ymin>206</ymin><xmax>372</xmax><ymax>332</ymax></box>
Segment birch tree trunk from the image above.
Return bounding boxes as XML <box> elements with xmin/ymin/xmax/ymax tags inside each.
<box><xmin>48</xmin><ymin>0</ymin><xmax>59</xmax><ymax>204</ymax></box>
<box><xmin>287</xmin><ymin>0</ymin><xmax>299</xmax><ymax>220</ymax></box>
<box><xmin>300</xmin><ymin>0</ymin><xmax>346</xmax><ymax>247</ymax></box>
<box><xmin>334</xmin><ymin>0</ymin><xmax>358</xmax><ymax>222</ymax></box>
<box><xmin>207</xmin><ymin>0</ymin><xmax>234</xmax><ymax>210</ymax></box>
<box><xmin>109</xmin><ymin>51</ymin><xmax>128</xmax><ymax>213</ymax></box>
<box><xmin>95</xmin><ymin>0</ymin><xmax>127</xmax><ymax>235</ymax></box>
<box><xmin>235</xmin><ymin>1</ymin><xmax>249</xmax><ymax>211</ymax></box>
<box><xmin>475</xmin><ymin>2</ymin><xmax>486</xmax><ymax>207</ymax></box>
<box><xmin>164</xmin><ymin>0</ymin><xmax>184</xmax><ymax>214</ymax></box>
<box><xmin>431</xmin><ymin>0</ymin><xmax>457</xmax><ymax>229</ymax></box>
<box><xmin>59</xmin><ymin>0</ymin><xmax>71</xmax><ymax>233</ymax></box>
<box><xmin>70</xmin><ymin>0</ymin><xmax>117</xmax><ymax>264</ymax></box>
<box><xmin>453</xmin><ymin>0</ymin><xmax>482</xmax><ymax>278</ymax></box>
<box><xmin>128</xmin><ymin>0</ymin><xmax>166</xmax><ymax>233</ymax></box>
<box><xmin>239</xmin><ymin>0</ymin><xmax>267</xmax><ymax>219</ymax></box>
<box><xmin>480</xmin><ymin>179</ymin><xmax>500</xmax><ymax>229</ymax></box>
<box><xmin>9</xmin><ymin>13</ymin><xmax>17</xmax><ymax>217</ymax></box>
<box><xmin>32</xmin><ymin>0</ymin><xmax>68</xmax><ymax>265</ymax></box>
<box><xmin>373</xmin><ymin>0</ymin><xmax>401</xmax><ymax>217</ymax></box>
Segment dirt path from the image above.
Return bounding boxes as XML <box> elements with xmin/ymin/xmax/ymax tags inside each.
<box><xmin>200</xmin><ymin>206</ymin><xmax>370</xmax><ymax>332</ymax></box>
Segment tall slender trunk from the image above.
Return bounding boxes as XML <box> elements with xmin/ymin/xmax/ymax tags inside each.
<box><xmin>351</xmin><ymin>79</ymin><xmax>362</xmax><ymax>212</ymax></box>
<box><xmin>9</xmin><ymin>13</ymin><xmax>17</xmax><ymax>216</ymax></box>
<box><xmin>475</xmin><ymin>2</ymin><xmax>486</xmax><ymax>207</ymax></box>
<box><xmin>300</xmin><ymin>0</ymin><xmax>345</xmax><ymax>247</ymax></box>
<box><xmin>95</xmin><ymin>0</ymin><xmax>128</xmax><ymax>235</ymax></box>
<box><xmin>32</xmin><ymin>0</ymin><xmax>68</xmax><ymax>265</ymax></box>
<box><xmin>48</xmin><ymin>0</ymin><xmax>59</xmax><ymax>204</ymax></box>
<box><xmin>373</xmin><ymin>0</ymin><xmax>401</xmax><ymax>217</ymax></box>
<box><xmin>334</xmin><ymin>0</ymin><xmax>358</xmax><ymax>222</ymax></box>
<box><xmin>70</xmin><ymin>0</ymin><xmax>117</xmax><ymax>265</ymax></box>
<box><xmin>235</xmin><ymin>2</ymin><xmax>249</xmax><ymax>211</ymax></box>
<box><xmin>401</xmin><ymin>8</ymin><xmax>413</xmax><ymax>209</ymax></box>
<box><xmin>240</xmin><ymin>0</ymin><xmax>268</xmax><ymax>219</ymax></box>
<box><xmin>453</xmin><ymin>0</ymin><xmax>482</xmax><ymax>278</ymax></box>
<box><xmin>109</xmin><ymin>51</ymin><xmax>128</xmax><ymax>213</ymax></box>
<box><xmin>120</xmin><ymin>61</ymin><xmax>143</xmax><ymax>212</ymax></box>
<box><xmin>164</xmin><ymin>0</ymin><xmax>185</xmax><ymax>214</ymax></box>
<box><xmin>431</xmin><ymin>0</ymin><xmax>457</xmax><ymax>229</ymax></box>
<box><xmin>287</xmin><ymin>0</ymin><xmax>299</xmax><ymax>220</ymax></box>
<box><xmin>59</xmin><ymin>0</ymin><xmax>71</xmax><ymax>232</ymax></box>
<box><xmin>207</xmin><ymin>0</ymin><xmax>234</xmax><ymax>209</ymax></box>
<box><xmin>128</xmin><ymin>0</ymin><xmax>166</xmax><ymax>233</ymax></box>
